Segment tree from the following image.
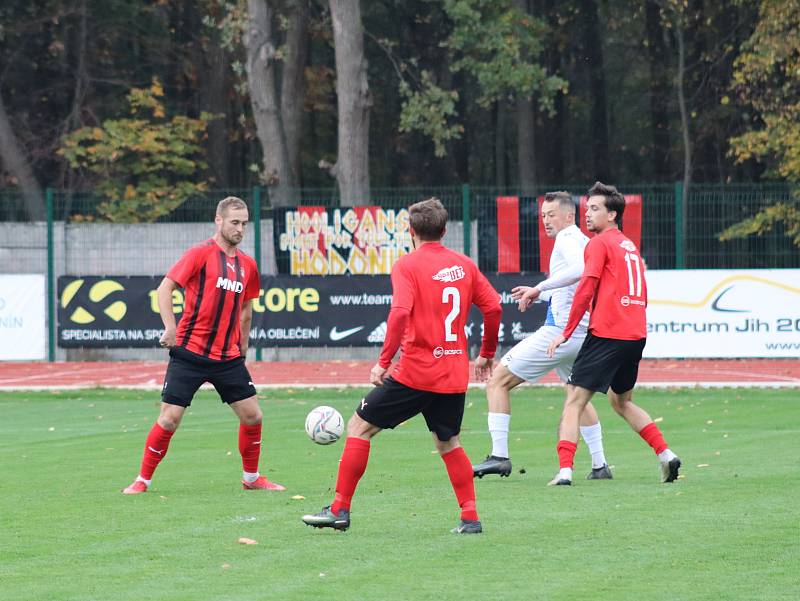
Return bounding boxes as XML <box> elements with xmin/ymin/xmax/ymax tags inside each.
<box><xmin>721</xmin><ymin>0</ymin><xmax>800</xmax><ymax>247</ymax></box>
<box><xmin>0</xmin><ymin>91</ymin><xmax>44</xmax><ymax>220</ymax></box>
<box><xmin>59</xmin><ymin>80</ymin><xmax>213</xmax><ymax>222</ymax></box>
<box><xmin>237</xmin><ymin>0</ymin><xmax>309</xmax><ymax>206</ymax></box>
<box><xmin>394</xmin><ymin>0</ymin><xmax>566</xmax><ymax>184</ymax></box>
<box><xmin>327</xmin><ymin>0</ymin><xmax>371</xmax><ymax>205</ymax></box>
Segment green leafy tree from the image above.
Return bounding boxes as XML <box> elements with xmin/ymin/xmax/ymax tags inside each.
<box><xmin>722</xmin><ymin>0</ymin><xmax>800</xmax><ymax>246</ymax></box>
<box><xmin>59</xmin><ymin>80</ymin><xmax>214</xmax><ymax>222</ymax></box>
<box><xmin>396</xmin><ymin>0</ymin><xmax>566</xmax><ymax>158</ymax></box>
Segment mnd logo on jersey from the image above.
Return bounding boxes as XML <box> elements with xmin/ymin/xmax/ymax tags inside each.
<box><xmin>432</xmin><ymin>265</ymin><xmax>465</xmax><ymax>283</ymax></box>
<box><xmin>216</xmin><ymin>277</ymin><xmax>244</xmax><ymax>293</ymax></box>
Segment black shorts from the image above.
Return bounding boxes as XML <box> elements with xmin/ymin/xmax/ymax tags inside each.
<box><xmin>161</xmin><ymin>346</ymin><xmax>257</xmax><ymax>407</ymax></box>
<box><xmin>356</xmin><ymin>377</ymin><xmax>466</xmax><ymax>442</ymax></box>
<box><xmin>567</xmin><ymin>333</ymin><xmax>647</xmax><ymax>394</ymax></box>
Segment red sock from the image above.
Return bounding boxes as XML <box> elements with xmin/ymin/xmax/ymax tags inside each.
<box><xmin>331</xmin><ymin>437</ymin><xmax>371</xmax><ymax>514</ymax></box>
<box><xmin>139</xmin><ymin>422</ymin><xmax>175</xmax><ymax>480</ymax></box>
<box><xmin>639</xmin><ymin>422</ymin><xmax>668</xmax><ymax>455</ymax></box>
<box><xmin>557</xmin><ymin>440</ymin><xmax>578</xmax><ymax>469</ymax></box>
<box><xmin>239</xmin><ymin>423</ymin><xmax>262</xmax><ymax>473</ymax></box>
<box><xmin>442</xmin><ymin>447</ymin><xmax>479</xmax><ymax>521</ymax></box>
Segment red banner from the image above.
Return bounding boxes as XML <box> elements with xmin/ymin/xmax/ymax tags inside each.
<box><xmin>539</xmin><ymin>195</ymin><xmax>642</xmax><ymax>272</ymax></box>
<box><xmin>496</xmin><ymin>196</ymin><xmax>520</xmax><ymax>273</ymax></box>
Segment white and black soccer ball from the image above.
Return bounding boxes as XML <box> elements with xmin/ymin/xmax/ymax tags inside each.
<box><xmin>304</xmin><ymin>406</ymin><xmax>344</xmax><ymax>445</ymax></box>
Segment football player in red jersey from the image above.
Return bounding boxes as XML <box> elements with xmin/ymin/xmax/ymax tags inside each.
<box><xmin>123</xmin><ymin>197</ymin><xmax>285</xmax><ymax>494</ymax></box>
<box><xmin>547</xmin><ymin>182</ymin><xmax>681</xmax><ymax>485</ymax></box>
<box><xmin>302</xmin><ymin>198</ymin><xmax>502</xmax><ymax>534</ymax></box>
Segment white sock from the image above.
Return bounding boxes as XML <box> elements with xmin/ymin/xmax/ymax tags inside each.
<box><xmin>557</xmin><ymin>467</ymin><xmax>573</xmax><ymax>481</ymax></box>
<box><xmin>580</xmin><ymin>423</ymin><xmax>607</xmax><ymax>469</ymax></box>
<box><xmin>658</xmin><ymin>449</ymin><xmax>677</xmax><ymax>463</ymax></box>
<box><xmin>488</xmin><ymin>412</ymin><xmax>511</xmax><ymax>458</ymax></box>
<box><xmin>242</xmin><ymin>471</ymin><xmax>260</xmax><ymax>483</ymax></box>
<box><xmin>135</xmin><ymin>475</ymin><xmax>151</xmax><ymax>487</ymax></box>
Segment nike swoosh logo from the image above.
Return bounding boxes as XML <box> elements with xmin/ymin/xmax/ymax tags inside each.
<box><xmin>329</xmin><ymin>325</ymin><xmax>365</xmax><ymax>341</ymax></box>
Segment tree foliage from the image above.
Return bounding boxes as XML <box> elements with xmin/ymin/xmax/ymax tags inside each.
<box><xmin>722</xmin><ymin>0</ymin><xmax>800</xmax><ymax>246</ymax></box>
<box><xmin>59</xmin><ymin>80</ymin><xmax>214</xmax><ymax>222</ymax></box>
<box><xmin>442</xmin><ymin>0</ymin><xmax>567</xmax><ymax>110</ymax></box>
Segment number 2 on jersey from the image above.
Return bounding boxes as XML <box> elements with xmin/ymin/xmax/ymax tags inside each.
<box><xmin>623</xmin><ymin>252</ymin><xmax>643</xmax><ymax>297</ymax></box>
<box><xmin>442</xmin><ymin>286</ymin><xmax>460</xmax><ymax>342</ymax></box>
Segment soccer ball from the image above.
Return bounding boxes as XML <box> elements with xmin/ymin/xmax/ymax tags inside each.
<box><xmin>304</xmin><ymin>406</ymin><xmax>344</xmax><ymax>445</ymax></box>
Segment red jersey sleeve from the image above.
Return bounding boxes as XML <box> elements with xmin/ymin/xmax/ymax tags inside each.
<box><xmin>390</xmin><ymin>260</ymin><xmax>415</xmax><ymax>310</ymax></box>
<box><xmin>582</xmin><ymin>237</ymin><xmax>607</xmax><ymax>279</ymax></box>
<box><xmin>244</xmin><ymin>257</ymin><xmax>260</xmax><ymax>302</ymax></box>
<box><xmin>562</xmin><ymin>276</ymin><xmax>598</xmax><ymax>339</ymax></box>
<box><xmin>378</xmin><ymin>307</ymin><xmax>410</xmax><ymax>368</ymax></box>
<box><xmin>471</xmin><ymin>268</ymin><xmax>502</xmax><ymax>358</ymax></box>
<box><xmin>166</xmin><ymin>246</ymin><xmax>205</xmax><ymax>288</ymax></box>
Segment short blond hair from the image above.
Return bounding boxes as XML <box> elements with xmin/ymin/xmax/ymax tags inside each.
<box><xmin>216</xmin><ymin>196</ymin><xmax>248</xmax><ymax>217</ymax></box>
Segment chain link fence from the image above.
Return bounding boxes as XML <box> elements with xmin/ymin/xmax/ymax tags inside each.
<box><xmin>1</xmin><ymin>182</ymin><xmax>797</xmax><ymax>361</ymax></box>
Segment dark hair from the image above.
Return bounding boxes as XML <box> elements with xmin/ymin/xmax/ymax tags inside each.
<box><xmin>587</xmin><ymin>181</ymin><xmax>625</xmax><ymax>228</ymax></box>
<box><xmin>409</xmin><ymin>197</ymin><xmax>448</xmax><ymax>240</ymax></box>
<box><xmin>543</xmin><ymin>191</ymin><xmax>575</xmax><ymax>213</ymax></box>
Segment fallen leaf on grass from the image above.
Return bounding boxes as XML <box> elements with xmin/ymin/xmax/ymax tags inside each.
<box><xmin>237</xmin><ymin>537</ymin><xmax>258</xmax><ymax>545</ymax></box>
<box><xmin>291</xmin><ymin>495</ymin><xmax>306</xmax><ymax>500</ymax></box>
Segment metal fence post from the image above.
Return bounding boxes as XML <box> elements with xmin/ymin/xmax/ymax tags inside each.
<box><xmin>253</xmin><ymin>186</ymin><xmax>263</xmax><ymax>362</ymax></box>
<box><xmin>462</xmin><ymin>184</ymin><xmax>471</xmax><ymax>257</ymax></box>
<box><xmin>46</xmin><ymin>188</ymin><xmax>56</xmax><ymax>362</ymax></box>
<box><xmin>674</xmin><ymin>180</ymin><xmax>685</xmax><ymax>269</ymax></box>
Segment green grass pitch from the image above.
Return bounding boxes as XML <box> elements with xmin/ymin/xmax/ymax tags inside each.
<box><xmin>1</xmin><ymin>386</ymin><xmax>797</xmax><ymax>601</ymax></box>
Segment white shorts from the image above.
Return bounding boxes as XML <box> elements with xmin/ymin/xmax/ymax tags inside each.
<box><xmin>500</xmin><ymin>325</ymin><xmax>587</xmax><ymax>383</ymax></box>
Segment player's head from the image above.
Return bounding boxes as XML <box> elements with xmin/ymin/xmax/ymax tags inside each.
<box><xmin>409</xmin><ymin>197</ymin><xmax>448</xmax><ymax>242</ymax></box>
<box><xmin>541</xmin><ymin>191</ymin><xmax>576</xmax><ymax>239</ymax></box>
<box><xmin>215</xmin><ymin>196</ymin><xmax>249</xmax><ymax>247</ymax></box>
<box><xmin>585</xmin><ymin>181</ymin><xmax>624</xmax><ymax>233</ymax></box>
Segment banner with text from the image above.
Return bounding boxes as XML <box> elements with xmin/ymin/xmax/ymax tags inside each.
<box><xmin>58</xmin><ymin>274</ymin><xmax>548</xmax><ymax>349</ymax></box>
<box><xmin>0</xmin><ymin>274</ymin><xmax>46</xmax><ymax>360</ymax></box>
<box><xmin>274</xmin><ymin>206</ymin><xmax>413</xmax><ymax>275</ymax></box>
<box><xmin>645</xmin><ymin>269</ymin><xmax>800</xmax><ymax>358</ymax></box>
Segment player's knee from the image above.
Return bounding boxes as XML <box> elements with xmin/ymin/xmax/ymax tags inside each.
<box><xmin>346</xmin><ymin>413</ymin><xmax>375</xmax><ymax>438</ymax></box>
<box><xmin>157</xmin><ymin>415</ymin><xmax>180</xmax><ymax>431</ymax></box>
<box><xmin>241</xmin><ymin>408</ymin><xmax>262</xmax><ymax>425</ymax></box>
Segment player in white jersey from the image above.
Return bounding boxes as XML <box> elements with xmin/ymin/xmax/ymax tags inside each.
<box><xmin>472</xmin><ymin>192</ymin><xmax>612</xmax><ymax>483</ymax></box>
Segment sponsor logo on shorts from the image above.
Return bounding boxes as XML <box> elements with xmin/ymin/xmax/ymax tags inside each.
<box><xmin>432</xmin><ymin>346</ymin><xmax>463</xmax><ymax>358</ymax></box>
<box><xmin>432</xmin><ymin>265</ymin><xmax>465</xmax><ymax>283</ymax></box>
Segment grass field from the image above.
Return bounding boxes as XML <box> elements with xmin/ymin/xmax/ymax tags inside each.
<box><xmin>1</xmin><ymin>386</ymin><xmax>798</xmax><ymax>601</ymax></box>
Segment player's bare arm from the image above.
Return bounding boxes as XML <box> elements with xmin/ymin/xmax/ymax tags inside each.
<box><xmin>157</xmin><ymin>277</ymin><xmax>179</xmax><ymax>348</ymax></box>
<box><xmin>370</xmin><ymin>363</ymin><xmax>388</xmax><ymax>386</ymax></box>
<box><xmin>546</xmin><ymin>334</ymin><xmax>567</xmax><ymax>358</ymax></box>
<box><xmin>511</xmin><ymin>285</ymin><xmax>541</xmax><ymax>312</ymax></box>
<box><xmin>474</xmin><ymin>355</ymin><xmax>494</xmax><ymax>381</ymax></box>
<box><xmin>239</xmin><ymin>300</ymin><xmax>253</xmax><ymax>357</ymax></box>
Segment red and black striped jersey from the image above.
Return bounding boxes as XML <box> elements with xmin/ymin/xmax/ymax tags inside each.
<box><xmin>168</xmin><ymin>239</ymin><xmax>260</xmax><ymax>360</ymax></box>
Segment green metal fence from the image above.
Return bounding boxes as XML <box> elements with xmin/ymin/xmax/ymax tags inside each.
<box><xmin>3</xmin><ymin>182</ymin><xmax>798</xmax><ymax>274</ymax></box>
<box><xmin>2</xmin><ymin>182</ymin><xmax>798</xmax><ymax>361</ymax></box>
